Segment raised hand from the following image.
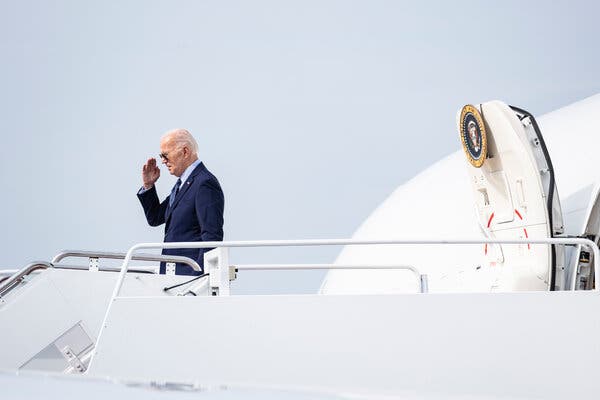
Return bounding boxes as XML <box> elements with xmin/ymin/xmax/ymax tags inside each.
<box><xmin>142</xmin><ymin>158</ymin><xmax>161</xmax><ymax>189</ymax></box>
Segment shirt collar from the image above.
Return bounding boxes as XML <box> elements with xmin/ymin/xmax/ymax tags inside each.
<box><xmin>178</xmin><ymin>159</ymin><xmax>201</xmax><ymax>186</ymax></box>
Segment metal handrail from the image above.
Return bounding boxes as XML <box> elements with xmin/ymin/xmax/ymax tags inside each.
<box><xmin>234</xmin><ymin>263</ymin><xmax>427</xmax><ymax>293</ymax></box>
<box><xmin>52</xmin><ymin>263</ymin><xmax>158</xmax><ymax>274</ymax></box>
<box><xmin>51</xmin><ymin>250</ymin><xmax>201</xmax><ymax>272</ymax></box>
<box><xmin>234</xmin><ymin>263</ymin><xmax>418</xmax><ymax>271</ymax></box>
<box><xmin>0</xmin><ymin>262</ymin><xmax>52</xmax><ymax>299</ymax></box>
<box><xmin>0</xmin><ymin>270</ymin><xmax>19</xmax><ymax>285</ymax></box>
<box><xmin>0</xmin><ymin>251</ymin><xmax>201</xmax><ymax>299</ymax></box>
<box><xmin>107</xmin><ymin>237</ymin><xmax>600</xmax><ymax>301</ymax></box>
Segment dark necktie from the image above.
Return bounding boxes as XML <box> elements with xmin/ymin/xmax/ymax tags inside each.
<box><xmin>169</xmin><ymin>178</ymin><xmax>182</xmax><ymax>207</ymax></box>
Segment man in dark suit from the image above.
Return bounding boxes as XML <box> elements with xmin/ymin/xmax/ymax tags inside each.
<box><xmin>137</xmin><ymin>129</ymin><xmax>224</xmax><ymax>275</ymax></box>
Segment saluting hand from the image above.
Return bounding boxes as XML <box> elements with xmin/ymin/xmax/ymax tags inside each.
<box><xmin>142</xmin><ymin>158</ymin><xmax>160</xmax><ymax>189</ymax></box>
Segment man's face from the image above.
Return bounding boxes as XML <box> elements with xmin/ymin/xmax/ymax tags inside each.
<box><xmin>159</xmin><ymin>138</ymin><xmax>187</xmax><ymax>177</ymax></box>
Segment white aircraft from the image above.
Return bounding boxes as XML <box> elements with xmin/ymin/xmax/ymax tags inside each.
<box><xmin>1</xmin><ymin>93</ymin><xmax>599</xmax><ymax>399</ymax></box>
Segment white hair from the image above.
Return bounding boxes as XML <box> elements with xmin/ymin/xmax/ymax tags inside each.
<box><xmin>162</xmin><ymin>128</ymin><xmax>198</xmax><ymax>156</ymax></box>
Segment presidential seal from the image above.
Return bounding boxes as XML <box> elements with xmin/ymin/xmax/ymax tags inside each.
<box><xmin>459</xmin><ymin>104</ymin><xmax>487</xmax><ymax>168</ymax></box>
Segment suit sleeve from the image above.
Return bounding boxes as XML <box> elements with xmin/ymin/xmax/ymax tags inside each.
<box><xmin>195</xmin><ymin>180</ymin><xmax>225</xmax><ymax>264</ymax></box>
<box><xmin>137</xmin><ymin>185</ymin><xmax>169</xmax><ymax>227</ymax></box>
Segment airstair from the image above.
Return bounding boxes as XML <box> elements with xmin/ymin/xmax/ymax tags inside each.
<box><xmin>3</xmin><ymin>101</ymin><xmax>600</xmax><ymax>398</ymax></box>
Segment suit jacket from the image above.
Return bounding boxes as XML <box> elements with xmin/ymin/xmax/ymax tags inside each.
<box><xmin>137</xmin><ymin>162</ymin><xmax>224</xmax><ymax>275</ymax></box>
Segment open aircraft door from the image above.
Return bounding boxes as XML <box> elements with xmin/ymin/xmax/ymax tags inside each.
<box><xmin>458</xmin><ymin>101</ymin><xmax>565</xmax><ymax>291</ymax></box>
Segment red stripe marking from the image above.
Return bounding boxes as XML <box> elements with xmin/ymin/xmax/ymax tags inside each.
<box><xmin>487</xmin><ymin>212</ymin><xmax>495</xmax><ymax>228</ymax></box>
<box><xmin>484</xmin><ymin>210</ymin><xmax>531</xmax><ymax>256</ymax></box>
<box><xmin>515</xmin><ymin>209</ymin><xmax>523</xmax><ymax>220</ymax></box>
<box><xmin>485</xmin><ymin>213</ymin><xmax>495</xmax><ymax>256</ymax></box>
<box><xmin>516</xmin><ymin>209</ymin><xmax>530</xmax><ymax>250</ymax></box>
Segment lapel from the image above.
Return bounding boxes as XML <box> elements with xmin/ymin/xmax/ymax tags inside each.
<box><xmin>166</xmin><ymin>162</ymin><xmax>205</xmax><ymax>222</ymax></box>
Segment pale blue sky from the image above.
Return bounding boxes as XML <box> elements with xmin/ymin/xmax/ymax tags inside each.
<box><xmin>1</xmin><ymin>1</ymin><xmax>599</xmax><ymax>293</ymax></box>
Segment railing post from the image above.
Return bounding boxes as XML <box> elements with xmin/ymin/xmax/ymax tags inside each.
<box><xmin>204</xmin><ymin>247</ymin><xmax>230</xmax><ymax>296</ymax></box>
<box><xmin>165</xmin><ymin>262</ymin><xmax>176</xmax><ymax>275</ymax></box>
<box><xmin>420</xmin><ymin>274</ymin><xmax>428</xmax><ymax>293</ymax></box>
<box><xmin>88</xmin><ymin>257</ymin><xmax>99</xmax><ymax>272</ymax></box>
